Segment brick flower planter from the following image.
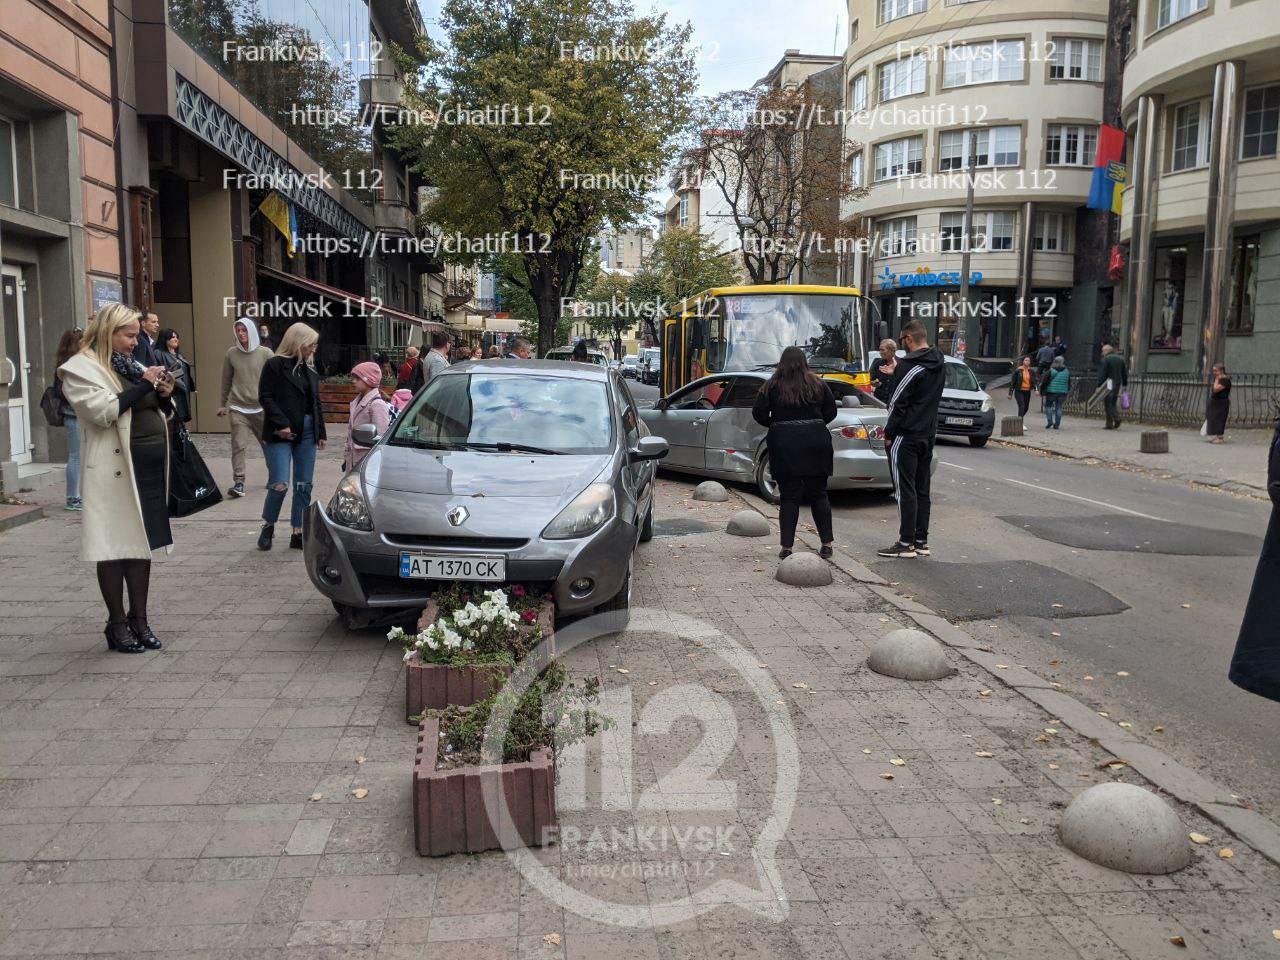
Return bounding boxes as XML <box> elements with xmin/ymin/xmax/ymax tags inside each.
<box><xmin>404</xmin><ymin>598</ymin><xmax>556</xmax><ymax>721</ymax></box>
<box><xmin>413</xmin><ymin>716</ymin><xmax>557</xmax><ymax>856</ymax></box>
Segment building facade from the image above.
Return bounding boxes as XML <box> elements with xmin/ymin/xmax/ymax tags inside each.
<box><xmin>1117</xmin><ymin>0</ymin><xmax>1280</xmax><ymax>376</ymax></box>
<box><xmin>841</xmin><ymin>0</ymin><xmax>1109</xmax><ymax>365</ymax></box>
<box><xmin>0</xmin><ymin>0</ymin><xmax>123</xmax><ymax>490</ymax></box>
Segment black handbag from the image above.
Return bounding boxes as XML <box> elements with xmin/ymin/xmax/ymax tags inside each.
<box><xmin>169</xmin><ymin>424</ymin><xmax>223</xmax><ymax>517</ymax></box>
<box><xmin>40</xmin><ymin>381</ymin><xmax>65</xmax><ymax>427</ymax></box>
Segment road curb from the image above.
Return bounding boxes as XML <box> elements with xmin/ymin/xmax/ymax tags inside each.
<box><xmin>988</xmin><ymin>437</ymin><xmax>1270</xmax><ymax>501</ymax></box>
<box><xmin>732</xmin><ymin>485</ymin><xmax>1280</xmax><ymax>867</ymax></box>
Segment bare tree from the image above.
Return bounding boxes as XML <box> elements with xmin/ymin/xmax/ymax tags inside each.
<box><xmin>690</xmin><ymin>78</ymin><xmax>869</xmax><ymax>285</ymax></box>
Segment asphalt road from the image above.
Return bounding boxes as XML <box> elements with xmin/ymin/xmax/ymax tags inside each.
<box><xmin>627</xmin><ymin>378</ymin><xmax>660</xmax><ymax>402</ymax></box>
<box><xmin>665</xmin><ymin>434</ymin><xmax>1280</xmax><ymax>817</ymax></box>
<box><xmin>825</xmin><ymin>438</ymin><xmax>1280</xmax><ymax>817</ymax></box>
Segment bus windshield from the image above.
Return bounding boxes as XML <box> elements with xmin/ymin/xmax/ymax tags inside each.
<box><xmin>697</xmin><ymin>293</ymin><xmax>862</xmax><ymax>376</ymax></box>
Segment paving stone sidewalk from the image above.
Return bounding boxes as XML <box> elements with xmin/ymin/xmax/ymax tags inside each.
<box><xmin>0</xmin><ymin>455</ymin><xmax>1278</xmax><ymax>959</ymax></box>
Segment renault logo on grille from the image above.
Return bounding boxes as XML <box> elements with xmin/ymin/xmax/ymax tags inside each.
<box><xmin>447</xmin><ymin>506</ymin><xmax>469</xmax><ymax>527</ymax></box>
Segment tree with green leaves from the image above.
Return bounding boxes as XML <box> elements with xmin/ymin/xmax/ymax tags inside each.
<box><xmin>580</xmin><ymin>272</ymin><xmax>640</xmax><ymax>359</ymax></box>
<box><xmin>391</xmin><ymin>0</ymin><xmax>696</xmax><ymax>357</ymax></box>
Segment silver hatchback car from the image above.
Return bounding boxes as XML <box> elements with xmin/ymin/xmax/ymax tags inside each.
<box><xmin>303</xmin><ymin>361</ymin><xmax>667</xmax><ymax>628</ymax></box>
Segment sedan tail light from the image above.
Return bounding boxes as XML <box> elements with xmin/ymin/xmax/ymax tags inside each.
<box><xmin>831</xmin><ymin>424</ymin><xmax>885</xmax><ymax>442</ymax></box>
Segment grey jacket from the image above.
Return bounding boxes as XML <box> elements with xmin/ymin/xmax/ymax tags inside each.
<box><xmin>424</xmin><ymin>349</ymin><xmax>450</xmax><ymax>384</ymax></box>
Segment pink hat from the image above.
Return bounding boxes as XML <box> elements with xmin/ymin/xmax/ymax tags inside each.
<box><xmin>391</xmin><ymin>388</ymin><xmax>413</xmax><ymax>412</ymax></box>
<box><xmin>351</xmin><ymin>361</ymin><xmax>381</xmax><ymax>387</ymax></box>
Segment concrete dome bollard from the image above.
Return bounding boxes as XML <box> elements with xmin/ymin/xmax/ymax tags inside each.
<box><xmin>776</xmin><ymin>552</ymin><xmax>832</xmax><ymax>587</ymax></box>
<box><xmin>1059</xmin><ymin>782</ymin><xmax>1192</xmax><ymax>874</ymax></box>
<box><xmin>867</xmin><ymin>629</ymin><xmax>954</xmax><ymax>681</ymax></box>
<box><xmin>692</xmin><ymin>481</ymin><xmax>729</xmax><ymax>502</ymax></box>
<box><xmin>726</xmin><ymin>511</ymin><xmax>770</xmax><ymax>537</ymax></box>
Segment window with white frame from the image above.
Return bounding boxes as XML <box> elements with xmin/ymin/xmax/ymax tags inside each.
<box><xmin>677</xmin><ymin>194</ymin><xmax>689</xmax><ymax>227</ymax></box>
<box><xmin>1049</xmin><ymin>38</ymin><xmax>1102</xmax><ymax>81</ymax></box>
<box><xmin>879</xmin><ymin>55</ymin><xmax>927</xmax><ymax>101</ymax></box>
<box><xmin>849</xmin><ymin>73</ymin><xmax>868</xmax><ymax>113</ymax></box>
<box><xmin>1157</xmin><ymin>0</ymin><xmax>1207</xmax><ymax>29</ymax></box>
<box><xmin>880</xmin><ymin>0</ymin><xmax>926</xmax><ymax>23</ymax></box>
<box><xmin>1033</xmin><ymin>211</ymin><xmax>1070</xmax><ymax>252</ymax></box>
<box><xmin>1171</xmin><ymin>100</ymin><xmax>1208</xmax><ymax>171</ymax></box>
<box><xmin>848</xmin><ymin>151</ymin><xmax>864</xmax><ymax>188</ymax></box>
<box><xmin>1241</xmin><ymin>85</ymin><xmax>1280</xmax><ymax>159</ymax></box>
<box><xmin>874</xmin><ymin>136</ymin><xmax>924</xmax><ymax>180</ymax></box>
<box><xmin>943</xmin><ymin>40</ymin><xmax>1025</xmax><ymax>88</ymax></box>
<box><xmin>939</xmin><ymin>211</ymin><xmax>1015</xmax><ymax>252</ymax></box>
<box><xmin>1045</xmin><ymin>123</ymin><xmax>1098</xmax><ymax>165</ymax></box>
<box><xmin>878</xmin><ymin>217</ymin><xmax>918</xmax><ymax>257</ymax></box>
<box><xmin>939</xmin><ymin>126</ymin><xmax>1021</xmax><ymax>170</ymax></box>
<box><xmin>0</xmin><ymin>116</ymin><xmax>16</xmax><ymax>208</ymax></box>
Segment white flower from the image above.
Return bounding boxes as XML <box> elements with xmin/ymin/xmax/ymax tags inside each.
<box><xmin>387</xmin><ymin>626</ymin><xmax>407</xmax><ymax>643</ymax></box>
<box><xmin>402</xmin><ymin>649</ymin><xmax>417</xmax><ymax>662</ymax></box>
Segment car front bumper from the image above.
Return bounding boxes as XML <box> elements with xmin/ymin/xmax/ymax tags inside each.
<box><xmin>303</xmin><ymin>502</ymin><xmax>636</xmax><ymax>615</ymax></box>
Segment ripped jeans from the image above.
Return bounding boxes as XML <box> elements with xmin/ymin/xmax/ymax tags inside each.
<box><xmin>262</xmin><ymin>415</ymin><xmax>317</xmax><ymax>529</ymax></box>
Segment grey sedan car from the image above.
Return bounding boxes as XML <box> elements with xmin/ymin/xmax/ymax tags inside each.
<box><xmin>639</xmin><ymin>372</ymin><xmax>902</xmax><ymax>503</ymax></box>
<box><xmin>303</xmin><ymin>361</ymin><xmax>666</xmax><ymax>628</ymax></box>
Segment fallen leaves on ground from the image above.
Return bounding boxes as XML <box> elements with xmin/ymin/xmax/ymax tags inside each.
<box><xmin>1118</xmin><ymin>722</ymin><xmax>1133</xmax><ymax>729</ymax></box>
<box><xmin>1169</xmin><ymin>936</ymin><xmax>1187</xmax><ymax>948</ymax></box>
<box><xmin>979</xmin><ymin>690</ymin><xmax>992</xmax><ymax>697</ymax></box>
<box><xmin>356</xmin><ymin>757</ymin><xmax>366</xmax><ymax>764</ymax></box>
<box><xmin>975</xmin><ymin>751</ymin><xmax>994</xmax><ymax>758</ymax></box>
<box><xmin>543</xmin><ymin>933</ymin><xmax>562</xmax><ymax>946</ymax></box>
<box><xmin>862</xmin><ymin>748</ymin><xmax>872</xmax><ymax>754</ymax></box>
<box><xmin>309</xmin><ymin>793</ymin><xmax>323</xmax><ymax>801</ymax></box>
<box><xmin>995</xmin><ymin>664</ymin><xmax>1009</xmax><ymax>670</ymax></box>
<box><xmin>1218</xmin><ymin>848</ymin><xmax>1234</xmax><ymax>859</ymax></box>
<box><xmin>879</xmin><ymin>773</ymin><xmax>894</xmax><ymax>780</ymax></box>
<box><xmin>1098</xmin><ymin>712</ymin><xmax>1109</xmax><ymax>717</ymax></box>
<box><xmin>1044</xmin><ymin>728</ymin><xmax>1059</xmax><ymax>734</ymax></box>
<box><xmin>616</xmin><ymin>668</ymin><xmax>630</xmax><ymax>674</ymax></box>
<box><xmin>1181</xmin><ymin>603</ymin><xmax>1192</xmax><ymax>609</ymax></box>
<box><xmin>889</xmin><ymin>758</ymin><xmax>906</xmax><ymax>766</ymax></box>
<box><xmin>1051</xmin><ymin>603</ymin><xmax>1064</xmax><ymax>609</ymax></box>
<box><xmin>1048</xmin><ymin>764</ymin><xmax>1060</xmax><ymax>770</ymax></box>
<box><xmin>991</xmin><ymin>798</ymin><xmax>1003</xmax><ymax>805</ymax></box>
<box><xmin>1083</xmin><ymin>675</ymin><xmax>1095</xmax><ymax>681</ymax></box>
<box><xmin>1034</xmin><ymin>734</ymin><xmax>1050</xmax><ymax>743</ymax></box>
<box><xmin>1189</xmin><ymin>832</ymin><xmax>1211</xmax><ymax>845</ymax></box>
<box><xmin>1154</xmin><ymin>725</ymin><xmax>1165</xmax><ymax>732</ymax></box>
<box><xmin>792</xmin><ymin>682</ymin><xmax>809</xmax><ymax>689</ymax></box>
<box><xmin>1100</xmin><ymin>759</ymin><xmax>1129</xmax><ymax>771</ymax></box>
<box><xmin>1117</xmin><ymin>671</ymin><xmax>1130</xmax><ymax>677</ymax></box>
<box><xmin>351</xmin><ymin>788</ymin><xmax>369</xmax><ymax>799</ymax></box>
<box><xmin>1051</xmin><ymin>631</ymin><xmax>1062</xmax><ymax>637</ymax></box>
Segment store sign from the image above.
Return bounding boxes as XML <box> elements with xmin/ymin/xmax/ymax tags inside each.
<box><xmin>878</xmin><ymin>266</ymin><xmax>983</xmax><ymax>291</ymax></box>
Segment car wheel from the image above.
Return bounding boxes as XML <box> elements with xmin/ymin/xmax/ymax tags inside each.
<box><xmin>969</xmin><ymin>436</ymin><xmax>990</xmax><ymax>448</ymax></box>
<box><xmin>332</xmin><ymin>601</ymin><xmax>375</xmax><ymax>631</ymax></box>
<box><xmin>755</xmin><ymin>450</ymin><xmax>780</xmax><ymax>504</ymax></box>
<box><xmin>595</xmin><ymin>557</ymin><xmax>632</xmax><ymax>633</ymax></box>
<box><xmin>639</xmin><ymin>502</ymin><xmax>654</xmax><ymax>543</ymax></box>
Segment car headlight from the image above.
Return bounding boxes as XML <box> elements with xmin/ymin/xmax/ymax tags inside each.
<box><xmin>328</xmin><ymin>472</ymin><xmax>373</xmax><ymax>531</ymax></box>
<box><xmin>542</xmin><ymin>483</ymin><xmax>615</xmax><ymax>539</ymax></box>
<box><xmin>980</xmin><ymin>396</ymin><xmax>994</xmax><ymax>413</ymax></box>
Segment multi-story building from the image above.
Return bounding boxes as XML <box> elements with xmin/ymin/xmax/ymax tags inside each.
<box><xmin>661</xmin><ymin>148</ymin><xmax>741</xmax><ymax>260</ymax></box>
<box><xmin>110</xmin><ymin>0</ymin><xmax>443</xmax><ymax>432</ymax></box>
<box><xmin>1</xmin><ymin>0</ymin><xmax>124</xmax><ymax>490</ymax></box>
<box><xmin>841</xmin><ymin>0</ymin><xmax>1108</xmax><ymax>364</ymax></box>
<box><xmin>598</xmin><ymin>226</ymin><xmax>651</xmax><ymax>274</ymax></box>
<box><xmin>1118</xmin><ymin>0</ymin><xmax>1280</xmax><ymax>376</ymax></box>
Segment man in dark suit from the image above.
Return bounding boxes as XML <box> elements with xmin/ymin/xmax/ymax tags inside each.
<box><xmin>133</xmin><ymin>311</ymin><xmax>161</xmax><ymax>367</ymax></box>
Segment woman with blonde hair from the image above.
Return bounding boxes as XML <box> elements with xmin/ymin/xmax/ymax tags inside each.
<box><xmin>257</xmin><ymin>322</ymin><xmax>326</xmax><ymax>550</ymax></box>
<box><xmin>59</xmin><ymin>303</ymin><xmax>176</xmax><ymax>652</ymax></box>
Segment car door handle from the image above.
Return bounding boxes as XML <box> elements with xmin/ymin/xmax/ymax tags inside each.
<box><xmin>692</xmin><ymin>418</ymin><xmax>706</xmax><ymax>426</ymax></box>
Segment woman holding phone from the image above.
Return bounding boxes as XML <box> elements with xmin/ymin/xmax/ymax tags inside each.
<box><xmin>59</xmin><ymin>303</ymin><xmax>175</xmax><ymax>653</ymax></box>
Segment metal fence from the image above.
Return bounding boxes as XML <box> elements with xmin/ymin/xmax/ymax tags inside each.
<box><xmin>1061</xmin><ymin>371</ymin><xmax>1280</xmax><ymax>428</ymax></box>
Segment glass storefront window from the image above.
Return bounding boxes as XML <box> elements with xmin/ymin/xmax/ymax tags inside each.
<box><xmin>1227</xmin><ymin>236</ymin><xmax>1259</xmax><ymax>334</ymax></box>
<box><xmin>1151</xmin><ymin>246</ymin><xmax>1187</xmax><ymax>351</ymax></box>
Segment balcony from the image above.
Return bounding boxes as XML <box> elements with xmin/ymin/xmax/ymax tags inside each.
<box><xmin>373</xmin><ymin>199</ymin><xmax>415</xmax><ymax>236</ymax></box>
<box><xmin>444</xmin><ymin>278</ymin><xmax>474</xmax><ymax>309</ymax></box>
<box><xmin>472</xmin><ymin>297</ymin><xmax>498</xmax><ymax>315</ymax></box>
<box><xmin>359</xmin><ymin>74</ymin><xmax>405</xmax><ymax>125</ymax></box>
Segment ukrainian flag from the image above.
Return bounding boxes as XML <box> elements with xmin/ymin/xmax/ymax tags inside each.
<box><xmin>258</xmin><ymin>191</ymin><xmax>297</xmax><ymax>257</ymax></box>
<box><xmin>1087</xmin><ymin>125</ymin><xmax>1127</xmax><ymax>215</ymax></box>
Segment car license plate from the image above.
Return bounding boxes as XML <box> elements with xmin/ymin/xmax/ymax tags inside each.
<box><xmin>399</xmin><ymin>553</ymin><xmax>506</xmax><ymax>581</ymax></box>
<box><xmin>945</xmin><ymin>417</ymin><xmax>974</xmax><ymax>426</ymax></box>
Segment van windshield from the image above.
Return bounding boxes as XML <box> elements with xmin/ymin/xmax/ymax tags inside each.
<box><xmin>944</xmin><ymin>362</ymin><xmax>980</xmax><ymax>392</ymax></box>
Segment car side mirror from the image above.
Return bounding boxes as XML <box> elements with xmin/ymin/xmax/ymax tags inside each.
<box><xmin>352</xmin><ymin>423</ymin><xmax>380</xmax><ymax>448</ymax></box>
<box><xmin>841</xmin><ymin>395</ymin><xmax>862</xmax><ymax>408</ymax></box>
<box><xmin>653</xmin><ymin>397</ymin><xmax>669</xmax><ymax>411</ymax></box>
<box><xmin>629</xmin><ymin>436</ymin><xmax>669</xmax><ymax>462</ymax></box>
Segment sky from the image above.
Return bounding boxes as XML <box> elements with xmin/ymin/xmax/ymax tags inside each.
<box><xmin>413</xmin><ymin>0</ymin><xmax>848</xmax><ymax>95</ymax></box>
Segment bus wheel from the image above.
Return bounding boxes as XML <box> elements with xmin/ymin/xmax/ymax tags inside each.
<box><xmin>755</xmin><ymin>452</ymin><xmax>781</xmax><ymax>505</ymax></box>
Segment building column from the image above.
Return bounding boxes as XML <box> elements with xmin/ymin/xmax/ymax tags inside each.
<box><xmin>188</xmin><ymin>180</ymin><xmax>238</xmax><ymax>434</ymax></box>
<box><xmin>1013</xmin><ymin>200</ymin><xmax>1035</xmax><ymax>357</ymax></box>
<box><xmin>1123</xmin><ymin>94</ymin><xmax>1161</xmax><ymax>374</ymax></box>
<box><xmin>1197</xmin><ymin>60</ymin><xmax>1245</xmax><ymax>376</ymax></box>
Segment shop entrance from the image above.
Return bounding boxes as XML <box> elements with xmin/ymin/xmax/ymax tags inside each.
<box><xmin>2</xmin><ymin>265</ymin><xmax>31</xmax><ymax>465</ymax></box>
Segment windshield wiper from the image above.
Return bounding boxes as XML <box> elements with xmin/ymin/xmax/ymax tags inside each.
<box><xmin>392</xmin><ymin>438</ymin><xmax>465</xmax><ymax>450</ymax></box>
<box><xmin>463</xmin><ymin>441</ymin><xmax>563</xmax><ymax>455</ymax></box>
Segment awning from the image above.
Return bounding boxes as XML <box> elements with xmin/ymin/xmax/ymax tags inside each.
<box><xmin>484</xmin><ymin>315</ymin><xmax>523</xmax><ymax>333</ymax></box>
<box><xmin>257</xmin><ymin>265</ymin><xmax>448</xmax><ymax>332</ymax></box>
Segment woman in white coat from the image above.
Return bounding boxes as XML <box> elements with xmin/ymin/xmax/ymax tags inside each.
<box><xmin>60</xmin><ymin>303</ymin><xmax>176</xmax><ymax>653</ymax></box>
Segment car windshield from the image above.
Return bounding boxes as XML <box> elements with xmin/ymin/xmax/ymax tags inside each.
<box><xmin>389</xmin><ymin>373</ymin><xmax>614</xmax><ymax>455</ymax></box>
<box><xmin>696</xmin><ymin>293</ymin><xmax>862</xmax><ymax>374</ymax></box>
<box><xmin>944</xmin><ymin>362</ymin><xmax>981</xmax><ymax>391</ymax></box>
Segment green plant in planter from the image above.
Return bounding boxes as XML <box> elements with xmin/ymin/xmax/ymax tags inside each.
<box><xmin>388</xmin><ymin>587</ymin><xmax>545</xmax><ymax>667</ymax></box>
<box><xmin>431</xmin><ymin>663</ymin><xmax>608</xmax><ymax>766</ymax></box>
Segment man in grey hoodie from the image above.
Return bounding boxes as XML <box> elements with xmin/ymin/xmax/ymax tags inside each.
<box><xmin>217</xmin><ymin>318</ymin><xmax>274</xmax><ymax>498</ymax></box>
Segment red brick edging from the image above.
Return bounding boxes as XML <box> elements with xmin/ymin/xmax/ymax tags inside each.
<box><xmin>413</xmin><ymin>717</ymin><xmax>557</xmax><ymax>856</ymax></box>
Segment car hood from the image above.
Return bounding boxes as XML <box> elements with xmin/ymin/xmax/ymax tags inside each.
<box><xmin>364</xmin><ymin>445</ymin><xmax>610</xmax><ymax>499</ymax></box>
<box><xmin>942</xmin><ymin>387</ymin><xmax>990</xmax><ymax>402</ymax></box>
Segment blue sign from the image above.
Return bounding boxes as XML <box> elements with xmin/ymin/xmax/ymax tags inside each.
<box><xmin>878</xmin><ymin>266</ymin><xmax>983</xmax><ymax>291</ymax></box>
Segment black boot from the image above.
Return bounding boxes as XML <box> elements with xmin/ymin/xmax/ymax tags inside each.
<box><xmin>289</xmin><ymin>532</ymin><xmax>303</xmax><ymax>550</ymax></box>
<box><xmin>105</xmin><ymin>621</ymin><xmax>144</xmax><ymax>653</ymax></box>
<box><xmin>127</xmin><ymin>616</ymin><xmax>162</xmax><ymax>650</ymax></box>
<box><xmin>258</xmin><ymin>524</ymin><xmax>274</xmax><ymax>551</ymax></box>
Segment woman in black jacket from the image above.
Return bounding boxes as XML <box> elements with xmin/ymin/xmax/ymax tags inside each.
<box><xmin>257</xmin><ymin>322</ymin><xmax>327</xmax><ymax>551</ymax></box>
<box><xmin>1229</xmin><ymin>416</ymin><xmax>1280</xmax><ymax>702</ymax></box>
<box><xmin>752</xmin><ymin>346</ymin><xmax>838</xmax><ymax>559</ymax></box>
<box><xmin>155</xmin><ymin>328</ymin><xmax>195</xmax><ymax>423</ymax></box>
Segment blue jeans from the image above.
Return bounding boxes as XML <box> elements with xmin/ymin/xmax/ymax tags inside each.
<box><xmin>1045</xmin><ymin>395</ymin><xmax>1064</xmax><ymax>428</ymax></box>
<box><xmin>65</xmin><ymin>415</ymin><xmax>80</xmax><ymax>501</ymax></box>
<box><xmin>263</xmin><ymin>415</ymin><xmax>317</xmax><ymax>529</ymax></box>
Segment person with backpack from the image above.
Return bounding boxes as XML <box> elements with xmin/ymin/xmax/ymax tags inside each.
<box><xmin>1040</xmin><ymin>355</ymin><xmax>1070</xmax><ymax>429</ymax></box>
<box><xmin>344</xmin><ymin>361</ymin><xmax>390</xmax><ymax>471</ymax></box>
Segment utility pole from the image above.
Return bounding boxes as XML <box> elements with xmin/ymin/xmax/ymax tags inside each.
<box><xmin>957</xmin><ymin>130</ymin><xmax>978</xmax><ymax>357</ymax></box>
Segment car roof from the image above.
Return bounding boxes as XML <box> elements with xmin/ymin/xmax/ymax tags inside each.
<box><xmin>438</xmin><ymin>359</ymin><xmax>611</xmax><ymax>380</ymax></box>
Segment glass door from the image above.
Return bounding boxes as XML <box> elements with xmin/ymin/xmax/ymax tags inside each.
<box><xmin>2</xmin><ymin>266</ymin><xmax>31</xmax><ymax>465</ymax></box>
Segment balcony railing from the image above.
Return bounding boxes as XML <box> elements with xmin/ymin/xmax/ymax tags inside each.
<box><xmin>359</xmin><ymin>73</ymin><xmax>405</xmax><ymax>124</ymax></box>
<box><xmin>444</xmin><ymin>279</ymin><xmax>474</xmax><ymax>308</ymax></box>
<box><xmin>373</xmin><ymin>199</ymin><xmax>415</xmax><ymax>235</ymax></box>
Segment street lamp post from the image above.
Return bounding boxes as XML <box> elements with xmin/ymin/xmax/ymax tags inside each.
<box><xmin>958</xmin><ymin>131</ymin><xmax>978</xmax><ymax>357</ymax></box>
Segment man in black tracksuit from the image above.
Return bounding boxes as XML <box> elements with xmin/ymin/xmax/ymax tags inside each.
<box><xmin>879</xmin><ymin>319</ymin><xmax>946</xmax><ymax>558</ymax></box>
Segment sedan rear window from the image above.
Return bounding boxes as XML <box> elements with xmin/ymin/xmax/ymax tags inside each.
<box><xmin>390</xmin><ymin>373</ymin><xmax>614</xmax><ymax>455</ymax></box>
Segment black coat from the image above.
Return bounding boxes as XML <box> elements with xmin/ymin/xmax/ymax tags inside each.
<box><xmin>258</xmin><ymin>356</ymin><xmax>327</xmax><ymax>444</ymax></box>
<box><xmin>1229</xmin><ymin>420</ymin><xmax>1280</xmax><ymax>702</ymax></box>
<box><xmin>751</xmin><ymin>380</ymin><xmax>837</xmax><ymax>482</ymax></box>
